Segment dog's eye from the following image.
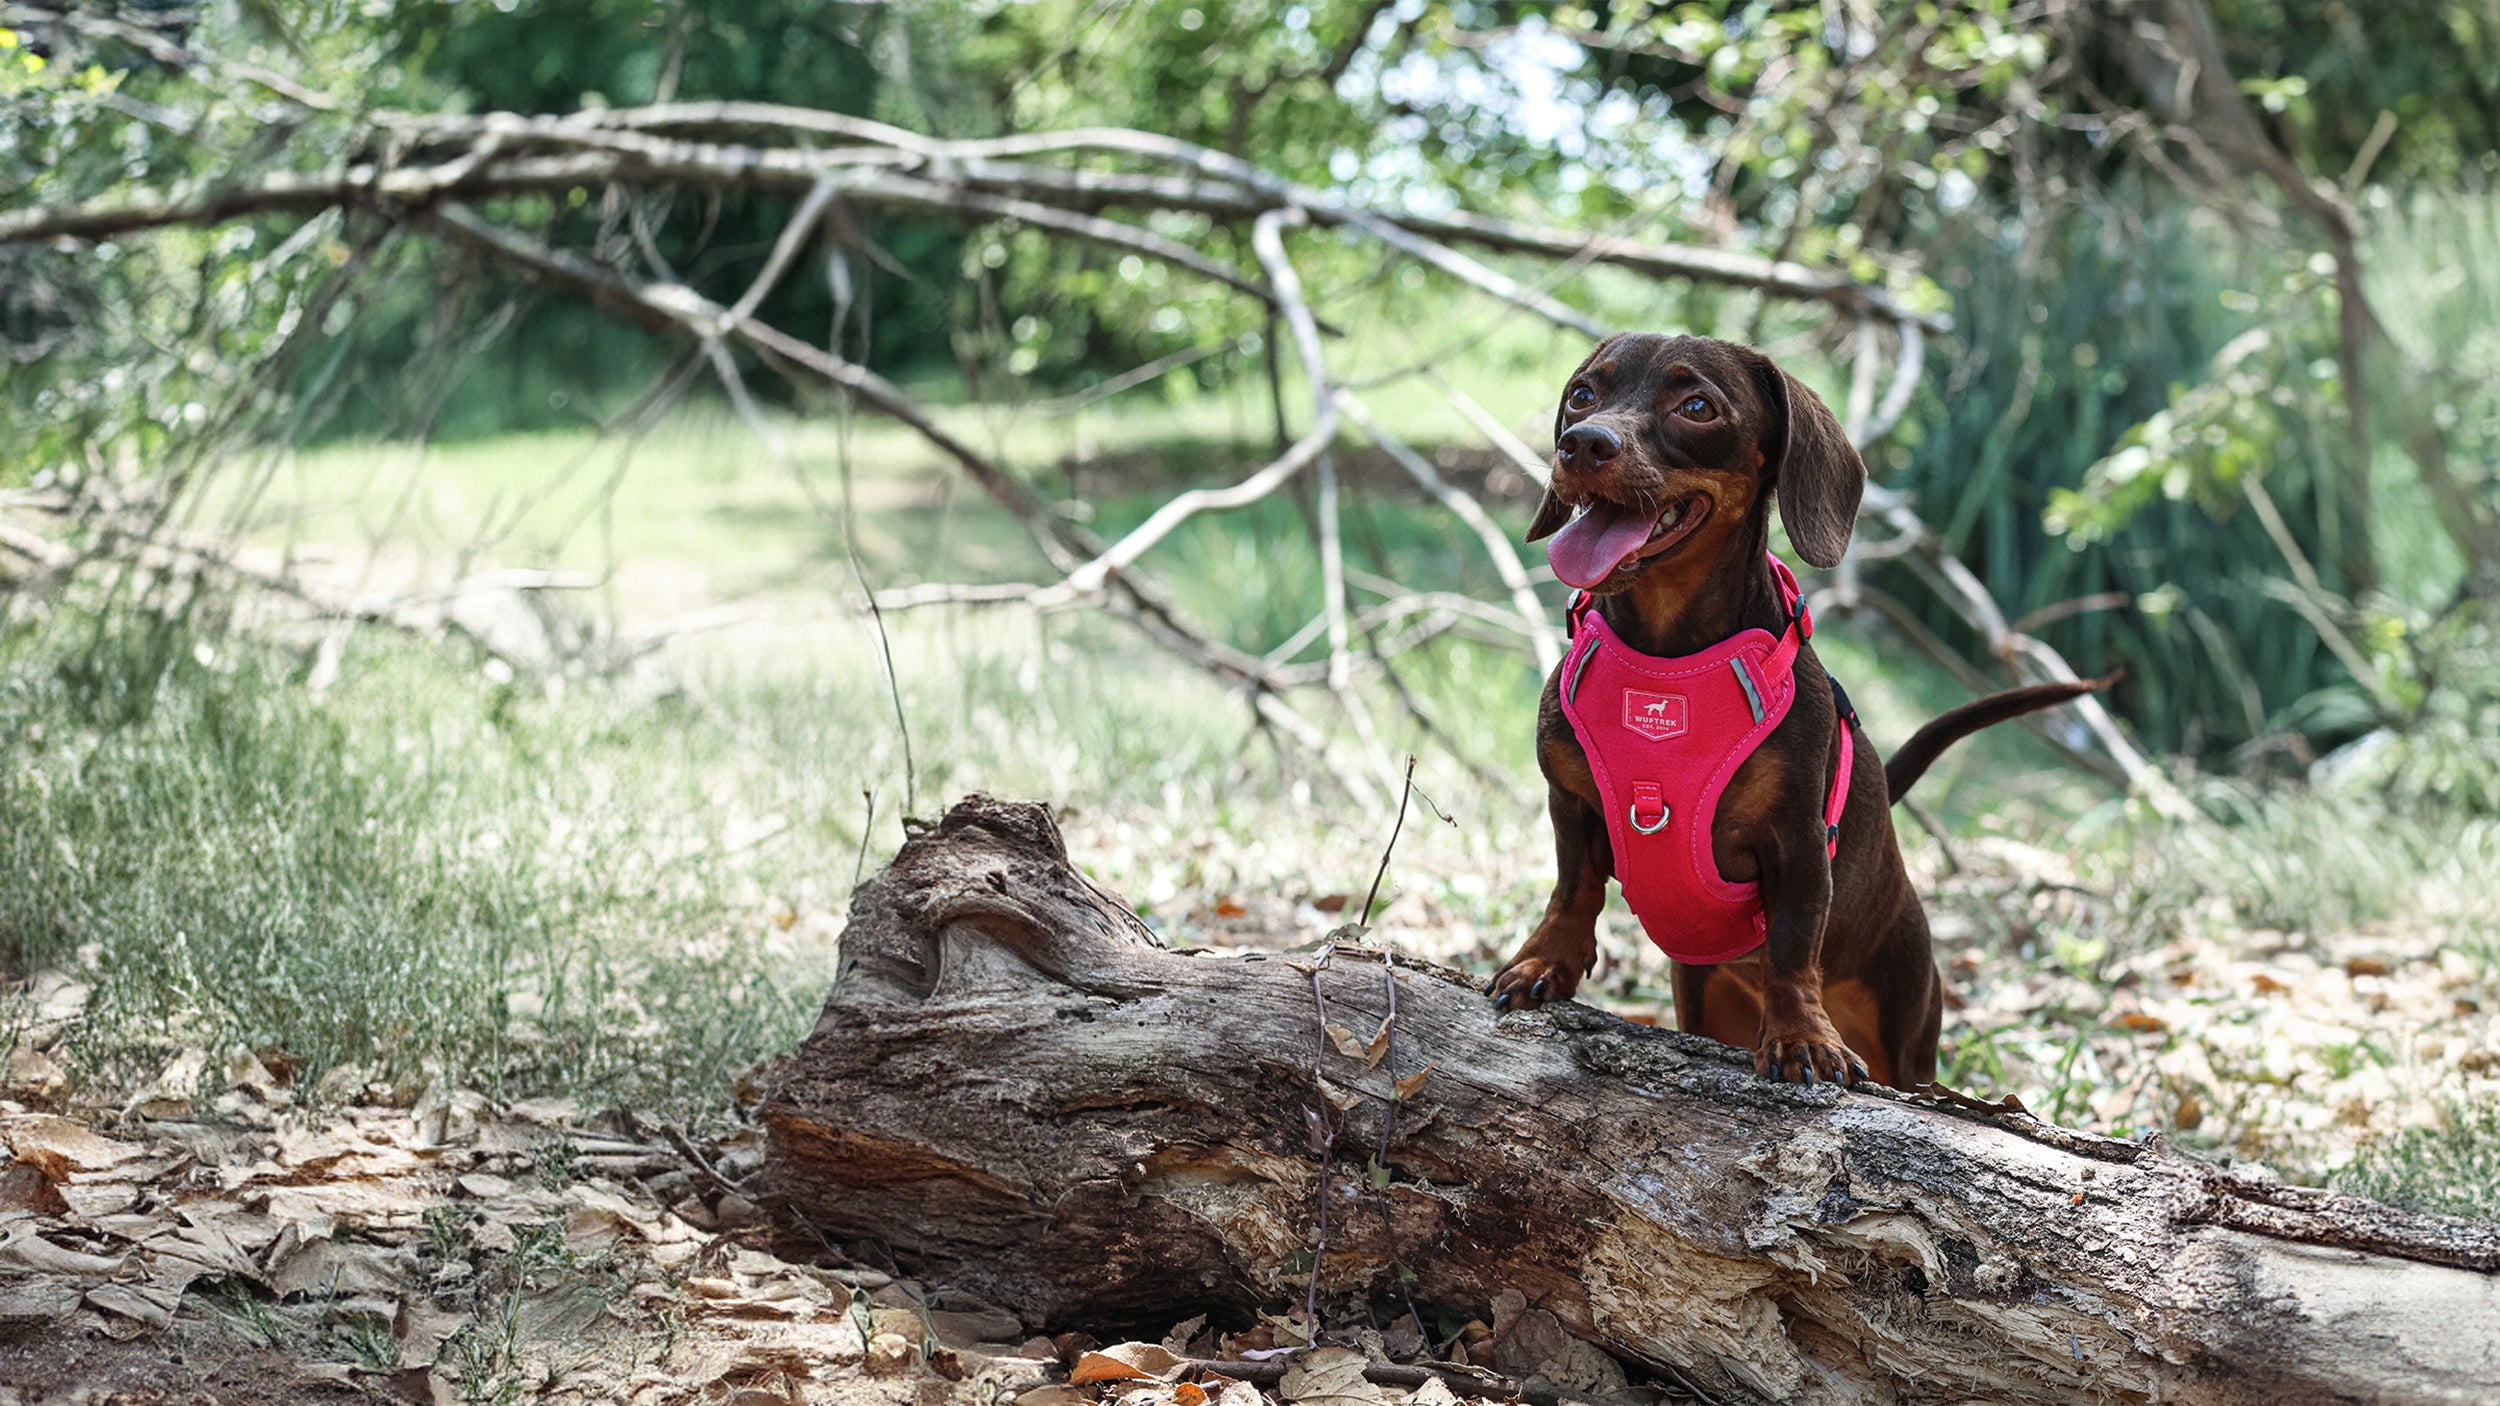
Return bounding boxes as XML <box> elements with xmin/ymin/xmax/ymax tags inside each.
<box><xmin>1677</xmin><ymin>395</ymin><xmax>1716</xmax><ymax>421</ymax></box>
<box><xmin>1566</xmin><ymin>385</ymin><xmax>1595</xmax><ymax>411</ymax></box>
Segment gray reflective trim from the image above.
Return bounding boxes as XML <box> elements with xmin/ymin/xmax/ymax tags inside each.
<box><xmin>1566</xmin><ymin>641</ymin><xmax>1597</xmax><ymax>705</ymax></box>
<box><xmin>1730</xmin><ymin>656</ymin><xmax>1765</xmax><ymax>724</ymax></box>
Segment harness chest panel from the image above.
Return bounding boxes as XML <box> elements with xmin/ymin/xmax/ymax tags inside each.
<box><xmin>1556</xmin><ymin>555</ymin><xmax>1851</xmax><ymax>967</ymax></box>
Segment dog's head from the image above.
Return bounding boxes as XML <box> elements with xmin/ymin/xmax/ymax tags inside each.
<box><xmin>1525</xmin><ymin>333</ymin><xmax>1864</xmax><ymax>593</ymax></box>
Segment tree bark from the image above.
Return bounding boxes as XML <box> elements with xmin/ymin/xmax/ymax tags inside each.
<box><xmin>762</xmin><ymin>796</ymin><xmax>2500</xmax><ymax>1406</ymax></box>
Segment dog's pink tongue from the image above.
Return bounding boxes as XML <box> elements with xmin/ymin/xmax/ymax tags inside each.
<box><xmin>1547</xmin><ymin>503</ymin><xmax>1656</xmax><ymax>590</ymax></box>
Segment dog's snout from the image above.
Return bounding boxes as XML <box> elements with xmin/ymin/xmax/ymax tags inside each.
<box><xmin>1558</xmin><ymin>422</ymin><xmax>1621</xmax><ymax>469</ymax></box>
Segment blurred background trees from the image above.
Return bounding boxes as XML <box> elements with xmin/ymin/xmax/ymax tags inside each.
<box><xmin>7</xmin><ymin>0</ymin><xmax>2496</xmax><ymax>779</ymax></box>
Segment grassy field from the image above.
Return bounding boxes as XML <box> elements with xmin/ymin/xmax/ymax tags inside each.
<box><xmin>7</xmin><ymin>385</ymin><xmax>2500</xmax><ymax>1219</ymax></box>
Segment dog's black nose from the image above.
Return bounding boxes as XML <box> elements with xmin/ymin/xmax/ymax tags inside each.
<box><xmin>1558</xmin><ymin>422</ymin><xmax>1620</xmax><ymax>468</ymax></box>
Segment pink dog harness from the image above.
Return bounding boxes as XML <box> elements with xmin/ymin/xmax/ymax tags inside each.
<box><xmin>1558</xmin><ymin>554</ymin><xmax>1856</xmax><ymax>966</ymax></box>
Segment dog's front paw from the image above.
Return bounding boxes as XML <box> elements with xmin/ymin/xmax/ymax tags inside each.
<box><xmin>1487</xmin><ymin>932</ymin><xmax>1595</xmax><ymax>1012</ymax></box>
<box><xmin>1755</xmin><ymin>1015</ymin><xmax>1870</xmax><ymax>1087</ymax></box>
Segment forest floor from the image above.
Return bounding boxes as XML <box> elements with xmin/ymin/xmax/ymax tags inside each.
<box><xmin>4</xmin><ymin>409</ymin><xmax>2497</xmax><ymax>1400</ymax></box>
<box><xmin>3</xmin><ymin>792</ymin><xmax>2494</xmax><ymax>1404</ymax></box>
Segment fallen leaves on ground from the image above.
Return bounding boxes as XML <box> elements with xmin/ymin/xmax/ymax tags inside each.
<box><xmin>0</xmin><ymin>1024</ymin><xmax>1011</xmax><ymax>1404</ymax></box>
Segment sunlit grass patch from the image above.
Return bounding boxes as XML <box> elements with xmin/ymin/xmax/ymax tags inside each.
<box><xmin>0</xmin><ymin>610</ymin><xmax>834</xmax><ymax>1115</ymax></box>
<box><xmin>2337</xmin><ymin>1098</ymin><xmax>2500</xmax><ymax>1223</ymax></box>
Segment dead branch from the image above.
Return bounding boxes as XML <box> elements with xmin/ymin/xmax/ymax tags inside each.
<box><xmin>415</xmin><ymin>202</ymin><xmax>1381</xmax><ymax>807</ymax></box>
<box><xmin>1332</xmin><ymin>391</ymin><xmax>1562</xmax><ymax>675</ymax></box>
<box><xmin>3</xmin><ymin>105</ymin><xmax>1927</xmax><ymax>331</ymax></box>
<box><xmin>1854</xmin><ymin>482</ymin><xmax>2183</xmax><ymax>811</ymax></box>
<box><xmin>8</xmin><ymin>92</ymin><xmax>2182</xmax><ymax>814</ymax></box>
<box><xmin>1036</xmin><ymin>215</ymin><xmax>1340</xmax><ymax>603</ymax></box>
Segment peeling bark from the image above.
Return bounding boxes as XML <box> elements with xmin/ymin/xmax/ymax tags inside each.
<box><xmin>763</xmin><ymin>796</ymin><xmax>2500</xmax><ymax>1406</ymax></box>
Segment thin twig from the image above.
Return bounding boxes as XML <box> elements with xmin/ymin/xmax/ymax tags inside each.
<box><xmin>1359</xmin><ymin>757</ymin><xmax>1419</xmax><ymax>929</ymax></box>
<box><xmin>700</xmin><ymin>334</ymin><xmax>920</xmax><ymax>812</ymax></box>
<box><xmin>854</xmin><ymin>789</ymin><xmax>877</xmax><ymax>889</ymax></box>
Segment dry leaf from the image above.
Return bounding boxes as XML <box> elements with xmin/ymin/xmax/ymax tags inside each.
<box><xmin>1314</xmin><ymin>1077</ymin><xmax>1362</xmax><ymax>1113</ymax></box>
<box><xmin>1324</xmin><ymin>1024</ymin><xmax>1367</xmax><ymax>1060</ymax></box>
<box><xmin>2112</xmin><ymin>1012</ymin><xmax>2167</xmax><ymax>1034</ymax></box>
<box><xmin>20</xmin><ymin>972</ymin><xmax>89</xmax><ymax>1043</ymax></box>
<box><xmin>1363</xmin><ymin>1019</ymin><xmax>1393</xmax><ymax>1071</ymax></box>
<box><xmin>84</xmin><ymin>1281</ymin><xmax>180</xmax><ymax>1331</ymax></box>
<box><xmin>58</xmin><ymin>1181</ymin><xmax>138</xmax><ymax>1219</ymax></box>
<box><xmin>0</xmin><ymin>1279</ymin><xmax>82</xmax><ymax>1325</ymax></box>
<box><xmin>0</xmin><ymin>1162</ymin><xmax>66</xmax><ymax>1217</ymax></box>
<box><xmin>5</xmin><ymin>1046</ymin><xmax>65</xmax><ymax>1098</ymax></box>
<box><xmin>4</xmin><ymin>1114</ymin><xmax>147</xmax><ymax>1177</ymax></box>
<box><xmin>1279</xmin><ymin>1346</ymin><xmax>1383</xmax><ymax>1406</ymax></box>
<box><xmin>128</xmin><ymin>1046</ymin><xmax>210</xmax><ymax>1118</ymax></box>
<box><xmin>0</xmin><ymin>1227</ymin><xmax>124</xmax><ymax>1278</ymax></box>
<box><xmin>1392</xmin><ymin>1064</ymin><xmax>1434</xmax><ymax>1101</ymax></box>
<box><xmin>1071</xmin><ymin>1342</ymin><xmax>1185</xmax><ymax>1384</ymax></box>
<box><xmin>1159</xmin><ymin>1312</ymin><xmax>1208</xmax><ymax>1356</ymax></box>
<box><xmin>1172</xmin><ymin>1384</ymin><xmax>1208</xmax><ymax>1406</ymax></box>
<box><xmin>1545</xmin><ymin>1338</ymin><xmax>1628</xmax><ymax>1395</ymax></box>
<box><xmin>865</xmin><ymin>1332</ymin><xmax>917</xmax><ymax>1376</ymax></box>
<box><xmin>1407</xmin><ymin>1380</ymin><xmax>1461</xmax><ymax>1406</ymax></box>
<box><xmin>1210</xmin><ymin>1377</ymin><xmax>1265</xmax><ymax>1406</ymax></box>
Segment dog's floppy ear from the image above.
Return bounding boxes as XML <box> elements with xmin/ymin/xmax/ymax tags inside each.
<box><xmin>1750</xmin><ymin>354</ymin><xmax>1865</xmax><ymax>569</ymax></box>
<box><xmin>1525</xmin><ymin>485</ymin><xmax>1574</xmax><ymax>542</ymax></box>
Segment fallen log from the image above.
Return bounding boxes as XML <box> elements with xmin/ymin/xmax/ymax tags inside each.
<box><xmin>761</xmin><ymin>795</ymin><xmax>2500</xmax><ymax>1406</ymax></box>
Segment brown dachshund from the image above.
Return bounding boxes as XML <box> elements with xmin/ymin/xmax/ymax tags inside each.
<box><xmin>1488</xmin><ymin>333</ymin><xmax>2105</xmax><ymax>1088</ymax></box>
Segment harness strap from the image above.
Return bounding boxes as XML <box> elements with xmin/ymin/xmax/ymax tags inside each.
<box><xmin>1565</xmin><ymin>553</ymin><xmax>1853</xmax><ymax>858</ymax></box>
<box><xmin>1764</xmin><ymin>554</ymin><xmax>1812</xmax><ymax>681</ymax></box>
<box><xmin>1824</xmin><ymin>675</ymin><xmax>1860</xmax><ymax>859</ymax></box>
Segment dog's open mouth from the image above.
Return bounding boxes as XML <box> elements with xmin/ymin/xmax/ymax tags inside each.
<box><xmin>1546</xmin><ymin>493</ymin><xmax>1710</xmax><ymax>590</ymax></box>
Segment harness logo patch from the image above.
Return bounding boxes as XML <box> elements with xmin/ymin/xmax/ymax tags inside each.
<box><xmin>1622</xmin><ymin>690</ymin><xmax>1688</xmax><ymax>742</ymax></box>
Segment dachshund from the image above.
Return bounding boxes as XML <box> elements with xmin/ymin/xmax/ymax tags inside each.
<box><xmin>1487</xmin><ymin>333</ymin><xmax>2106</xmax><ymax>1088</ymax></box>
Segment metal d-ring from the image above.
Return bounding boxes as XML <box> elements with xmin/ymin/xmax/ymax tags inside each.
<box><xmin>1629</xmin><ymin>802</ymin><xmax>1670</xmax><ymax>835</ymax></box>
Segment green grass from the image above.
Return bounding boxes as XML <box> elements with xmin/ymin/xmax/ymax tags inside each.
<box><xmin>0</xmin><ymin>610</ymin><xmax>817</xmax><ymax>1112</ymax></box>
<box><xmin>2338</xmin><ymin>1098</ymin><xmax>2500</xmax><ymax>1223</ymax></box>
<box><xmin>0</xmin><ymin>579</ymin><xmax>1359</xmax><ymax>1114</ymax></box>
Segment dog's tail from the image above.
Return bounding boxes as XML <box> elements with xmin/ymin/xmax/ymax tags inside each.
<box><xmin>1885</xmin><ymin>672</ymin><xmax>2121</xmax><ymax>801</ymax></box>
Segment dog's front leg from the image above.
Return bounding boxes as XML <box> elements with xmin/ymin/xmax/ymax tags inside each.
<box><xmin>1752</xmin><ymin>824</ymin><xmax>1870</xmax><ymax>1085</ymax></box>
<box><xmin>1489</xmin><ymin>785</ymin><xmax>1610</xmax><ymax>1010</ymax></box>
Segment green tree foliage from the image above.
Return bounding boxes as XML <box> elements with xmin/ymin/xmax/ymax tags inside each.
<box><xmin>7</xmin><ymin>0</ymin><xmax>2500</xmax><ymax>775</ymax></box>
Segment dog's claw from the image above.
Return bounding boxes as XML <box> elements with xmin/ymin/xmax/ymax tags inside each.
<box><xmin>1493</xmin><ymin>991</ymin><xmax>1511</xmax><ymax>1011</ymax></box>
<box><xmin>1530</xmin><ymin>977</ymin><xmax>1550</xmax><ymax>1002</ymax></box>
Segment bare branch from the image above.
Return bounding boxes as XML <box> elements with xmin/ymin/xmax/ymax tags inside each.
<box><xmin>1021</xmin><ymin>339</ymin><xmax>1239</xmax><ymax>418</ymax></box>
<box><xmin>4</xmin><ymin>107</ymin><xmax>1927</xmax><ymax>330</ymax></box>
<box><xmin>1333</xmin><ymin>391</ymin><xmax>1562</xmax><ymax>675</ymax></box>
<box><xmin>416</xmin><ymin>203</ymin><xmax>1383</xmax><ymax>808</ymax></box>
<box><xmin>1041</xmin><ymin>210</ymin><xmax>1341</xmax><ymax>602</ymax></box>
<box><xmin>1855</xmin><ymin>482</ymin><xmax>2188</xmax><ymax>815</ymax></box>
<box><xmin>1431</xmin><ymin>378</ymin><xmax>1552</xmax><ymax>488</ymax></box>
<box><xmin>5</xmin><ymin>4</ymin><xmax>342</xmax><ymax>112</ymax></box>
